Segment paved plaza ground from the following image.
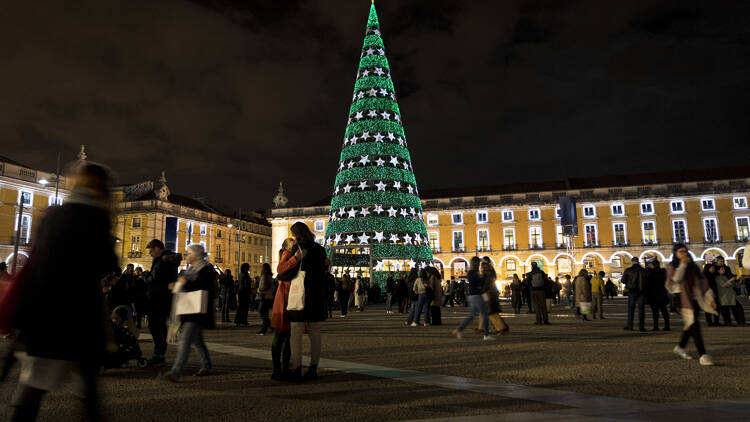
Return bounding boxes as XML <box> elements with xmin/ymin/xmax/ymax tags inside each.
<box><xmin>1</xmin><ymin>298</ymin><xmax>749</xmax><ymax>421</ymax></box>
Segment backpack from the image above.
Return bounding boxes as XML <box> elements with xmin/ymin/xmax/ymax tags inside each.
<box><xmin>531</xmin><ymin>271</ymin><xmax>545</xmax><ymax>288</ymax></box>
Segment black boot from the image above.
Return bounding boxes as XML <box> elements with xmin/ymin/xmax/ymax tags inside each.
<box><xmin>288</xmin><ymin>366</ymin><xmax>303</xmax><ymax>383</ymax></box>
<box><xmin>304</xmin><ymin>364</ymin><xmax>318</xmax><ymax>380</ymax></box>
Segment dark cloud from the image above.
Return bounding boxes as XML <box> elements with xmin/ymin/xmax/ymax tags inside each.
<box><xmin>1</xmin><ymin>0</ymin><xmax>749</xmax><ymax>211</ymax></box>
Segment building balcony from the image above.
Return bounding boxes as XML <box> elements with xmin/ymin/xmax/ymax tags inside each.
<box><xmin>673</xmin><ymin>237</ymin><xmax>689</xmax><ymax>244</ymax></box>
<box><xmin>612</xmin><ymin>240</ymin><xmax>629</xmax><ymax>247</ymax></box>
<box><xmin>642</xmin><ymin>239</ymin><xmax>659</xmax><ymax>246</ymax></box>
<box><xmin>127</xmin><ymin>251</ymin><xmax>142</xmax><ymax>258</ymax></box>
<box><xmin>583</xmin><ymin>242</ymin><xmax>600</xmax><ymax>248</ymax></box>
<box><xmin>503</xmin><ymin>245</ymin><xmax>517</xmax><ymax>251</ymax></box>
<box><xmin>452</xmin><ymin>247</ymin><xmax>465</xmax><ymax>253</ymax></box>
<box><xmin>477</xmin><ymin>246</ymin><xmax>492</xmax><ymax>252</ymax></box>
<box><xmin>703</xmin><ymin>237</ymin><xmax>722</xmax><ymax>244</ymax></box>
<box><xmin>529</xmin><ymin>243</ymin><xmax>544</xmax><ymax>250</ymax></box>
<box><xmin>214</xmin><ymin>257</ymin><xmax>223</xmax><ymax>263</ymax></box>
<box><xmin>555</xmin><ymin>243</ymin><xmax>570</xmax><ymax>249</ymax></box>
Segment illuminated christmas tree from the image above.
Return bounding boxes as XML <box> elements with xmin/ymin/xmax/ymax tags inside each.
<box><xmin>325</xmin><ymin>1</ymin><xmax>433</xmax><ymax>285</ymax></box>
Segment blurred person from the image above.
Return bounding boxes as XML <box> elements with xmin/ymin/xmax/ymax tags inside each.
<box><xmin>453</xmin><ymin>257</ymin><xmax>494</xmax><ymax>341</ymax></box>
<box><xmin>159</xmin><ymin>244</ymin><xmax>216</xmax><ymax>381</ymax></box>
<box><xmin>144</xmin><ymin>238</ymin><xmax>182</xmax><ymax>366</ymax></box>
<box><xmin>256</xmin><ymin>263</ymin><xmax>274</xmax><ymax>334</ymax></box>
<box><xmin>667</xmin><ymin>244</ymin><xmax>717</xmax><ymax>365</ymax></box>
<box><xmin>428</xmin><ymin>267</ymin><xmax>443</xmax><ymax>325</ymax></box>
<box><xmin>575</xmin><ymin>269</ymin><xmax>592</xmax><ymax>321</ymax></box>
<box><xmin>396</xmin><ymin>272</ymin><xmax>409</xmax><ymax>313</ymax></box>
<box><xmin>479</xmin><ymin>258</ymin><xmax>508</xmax><ymax>335</ymax></box>
<box><xmin>131</xmin><ymin>267</ymin><xmax>148</xmax><ymax>329</ymax></box>
<box><xmin>9</xmin><ymin>162</ymin><xmax>118</xmax><ymax>421</ymax></box>
<box><xmin>590</xmin><ymin>271</ymin><xmax>605</xmax><ymax>319</ymax></box>
<box><xmin>385</xmin><ymin>272</ymin><xmax>395</xmax><ymax>314</ymax></box>
<box><xmin>510</xmin><ymin>274</ymin><xmax>522</xmax><ymax>314</ymax></box>
<box><xmin>270</xmin><ymin>238</ymin><xmax>300</xmax><ymax>380</ymax></box>
<box><xmin>324</xmin><ymin>265</ymin><xmax>336</xmax><ymax>318</ymax></box>
<box><xmin>355</xmin><ymin>276</ymin><xmax>366</xmax><ymax>312</ymax></box>
<box><xmin>406</xmin><ymin>269</ymin><xmax>429</xmax><ymax>326</ymax></box>
<box><xmin>646</xmin><ymin>259</ymin><xmax>670</xmax><ymax>331</ymax></box>
<box><xmin>528</xmin><ymin>262</ymin><xmax>550</xmax><ymax>325</ymax></box>
<box><xmin>338</xmin><ymin>273</ymin><xmax>351</xmax><ymax>317</ymax></box>
<box><xmin>716</xmin><ymin>265</ymin><xmax>745</xmax><ymax>326</ymax></box>
<box><xmin>219</xmin><ymin>269</ymin><xmax>234</xmax><ymax>323</ymax></box>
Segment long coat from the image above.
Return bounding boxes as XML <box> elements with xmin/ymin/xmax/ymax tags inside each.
<box><xmin>575</xmin><ymin>276</ymin><xmax>592</xmax><ymax>304</ymax></box>
<box><xmin>179</xmin><ymin>264</ymin><xmax>217</xmax><ymax>329</ymax></box>
<box><xmin>287</xmin><ymin>240</ymin><xmax>327</xmax><ymax>323</ymax></box>
<box><xmin>16</xmin><ymin>202</ymin><xmax>118</xmax><ymax>362</ymax></box>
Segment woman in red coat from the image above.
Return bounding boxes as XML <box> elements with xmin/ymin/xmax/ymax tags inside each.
<box><xmin>270</xmin><ymin>238</ymin><xmax>302</xmax><ymax>380</ymax></box>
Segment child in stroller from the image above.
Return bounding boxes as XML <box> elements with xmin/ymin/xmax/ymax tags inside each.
<box><xmin>103</xmin><ymin>306</ymin><xmax>147</xmax><ymax>369</ymax></box>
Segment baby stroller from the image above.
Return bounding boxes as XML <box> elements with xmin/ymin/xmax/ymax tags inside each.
<box><xmin>103</xmin><ymin>306</ymin><xmax>148</xmax><ymax>370</ymax></box>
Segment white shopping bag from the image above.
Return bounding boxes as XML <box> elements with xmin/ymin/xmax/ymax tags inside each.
<box><xmin>287</xmin><ymin>270</ymin><xmax>306</xmax><ymax>311</ymax></box>
<box><xmin>175</xmin><ymin>290</ymin><xmax>209</xmax><ymax>315</ymax></box>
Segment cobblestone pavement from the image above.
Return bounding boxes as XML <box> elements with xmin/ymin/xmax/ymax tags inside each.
<box><xmin>1</xmin><ymin>298</ymin><xmax>749</xmax><ymax>421</ymax></box>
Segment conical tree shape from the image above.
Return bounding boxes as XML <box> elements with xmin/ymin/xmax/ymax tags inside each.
<box><xmin>325</xmin><ymin>2</ymin><xmax>433</xmax><ymax>285</ymax></box>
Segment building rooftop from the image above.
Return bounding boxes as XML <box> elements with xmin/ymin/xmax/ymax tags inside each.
<box><xmin>307</xmin><ymin>165</ymin><xmax>750</xmax><ymax>207</ymax></box>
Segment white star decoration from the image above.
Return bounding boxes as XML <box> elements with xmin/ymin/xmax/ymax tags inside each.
<box><xmin>338</xmin><ymin>207</ymin><xmax>346</xmax><ymax>217</ymax></box>
<box><xmin>374</xmin><ymin>260</ymin><xmax>384</xmax><ymax>271</ymax></box>
<box><xmin>407</xmin><ymin>185</ymin><xmax>414</xmax><ymax>194</ymax></box>
<box><xmin>407</xmin><ymin>259</ymin><xmax>416</xmax><ymax>269</ymax></box>
<box><xmin>379</xmin><ymin>88</ymin><xmax>388</xmax><ymax>96</ymax></box>
<box><xmin>374</xmin><ymin>205</ymin><xmax>384</xmax><ymax>214</ymax></box>
<box><xmin>360</xmin><ymin>207</ymin><xmax>370</xmax><ymax>216</ymax></box>
<box><xmin>409</xmin><ymin>207</ymin><xmax>416</xmax><ymax>216</ymax></box>
<box><xmin>389</xmin><ymin>233</ymin><xmax>400</xmax><ymax>243</ymax></box>
<box><xmin>393</xmin><ymin>180</ymin><xmax>402</xmax><ymax>190</ymax></box>
<box><xmin>338</xmin><ymin>162</ymin><xmax>344</xmax><ymax>170</ymax></box>
<box><xmin>360</xmin><ymin>69</ymin><xmax>370</xmax><ymax>78</ymax></box>
<box><xmin>380</xmin><ymin>111</ymin><xmax>390</xmax><ymax>120</ymax></box>
<box><xmin>359</xmin><ymin>155</ymin><xmax>370</xmax><ymax>165</ymax></box>
<box><xmin>374</xmin><ymin>67</ymin><xmax>384</xmax><ymax>76</ymax></box>
<box><xmin>358</xmin><ymin>180</ymin><xmax>368</xmax><ymax>190</ymax></box>
<box><xmin>334</xmin><ymin>186</ymin><xmax>340</xmax><ymax>195</ymax></box>
<box><xmin>403</xmin><ymin>234</ymin><xmax>412</xmax><ymax>244</ymax></box>
<box><xmin>390</xmin><ymin>92</ymin><xmax>396</xmax><ymax>100</ymax></box>
<box><xmin>398</xmin><ymin>137</ymin><xmax>404</xmax><ymax>146</ymax></box>
<box><xmin>334</xmin><ymin>234</ymin><xmax>342</xmax><ymax>243</ymax></box>
<box><xmin>350</xmin><ymin>134</ymin><xmax>358</xmax><ymax>144</ymax></box>
<box><xmin>415</xmin><ymin>234</ymin><xmax>422</xmax><ymax>244</ymax></box>
<box><xmin>378</xmin><ymin>48</ymin><xmax>385</xmax><ymax>55</ymax></box>
<box><xmin>402</xmin><ymin>161</ymin><xmax>410</xmax><ymax>170</ymax></box>
<box><xmin>374</xmin><ymin>133</ymin><xmax>384</xmax><ymax>143</ymax></box>
<box><xmin>347</xmin><ymin>208</ymin><xmax>357</xmax><ymax>218</ymax></box>
<box><xmin>375</xmin><ymin>181</ymin><xmax>386</xmax><ymax>191</ymax></box>
<box><xmin>368</xmin><ymin>88</ymin><xmax>377</xmax><ymax>97</ymax></box>
<box><xmin>374</xmin><ymin>231</ymin><xmax>384</xmax><ymax>242</ymax></box>
<box><xmin>400</xmin><ymin>208</ymin><xmax>408</xmax><ymax>217</ymax></box>
<box><xmin>375</xmin><ymin>157</ymin><xmax>385</xmax><ymax>166</ymax></box>
<box><xmin>389</xmin><ymin>156</ymin><xmax>399</xmax><ymax>166</ymax></box>
<box><xmin>374</xmin><ymin>29</ymin><xmax>381</xmax><ymax>36</ymax></box>
<box><xmin>358</xmin><ymin>233</ymin><xmax>370</xmax><ymax>244</ymax></box>
<box><xmin>366</xmin><ymin>48</ymin><xmax>374</xmax><ymax>56</ymax></box>
<box><xmin>355</xmin><ymin>111</ymin><xmax>363</xmax><ymax>120</ymax></box>
<box><xmin>395</xmin><ymin>114</ymin><xmax>401</xmax><ymax>123</ymax></box>
<box><xmin>387</xmin><ymin>207</ymin><xmax>397</xmax><ymax>217</ymax></box>
<box><xmin>343</xmin><ymin>184</ymin><xmax>352</xmax><ymax>193</ymax></box>
<box><xmin>387</xmin><ymin>132</ymin><xmax>395</xmax><ymax>141</ymax></box>
<box><xmin>345</xmin><ymin>234</ymin><xmax>355</xmax><ymax>244</ymax></box>
<box><xmin>361</xmin><ymin>131</ymin><xmax>369</xmax><ymax>140</ymax></box>
<box><xmin>368</xmin><ymin>109</ymin><xmax>377</xmax><ymax>118</ymax></box>
<box><xmin>358</xmin><ymin>91</ymin><xmax>365</xmax><ymax>99</ymax></box>
<box><xmin>347</xmin><ymin>161</ymin><xmax>355</xmax><ymax>169</ymax></box>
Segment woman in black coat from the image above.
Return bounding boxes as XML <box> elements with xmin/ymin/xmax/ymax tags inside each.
<box><xmin>162</xmin><ymin>244</ymin><xmax>217</xmax><ymax>381</ymax></box>
<box><xmin>287</xmin><ymin>222</ymin><xmax>327</xmax><ymax>381</ymax></box>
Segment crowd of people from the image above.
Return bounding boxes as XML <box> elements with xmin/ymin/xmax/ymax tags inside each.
<box><xmin>1</xmin><ymin>162</ymin><xmax>749</xmax><ymax>421</ymax></box>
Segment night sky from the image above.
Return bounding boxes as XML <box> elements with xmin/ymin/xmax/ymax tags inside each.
<box><xmin>2</xmin><ymin>0</ymin><xmax>750</xmax><ymax>212</ymax></box>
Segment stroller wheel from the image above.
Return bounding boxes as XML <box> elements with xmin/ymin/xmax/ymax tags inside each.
<box><xmin>136</xmin><ymin>358</ymin><xmax>148</xmax><ymax>368</ymax></box>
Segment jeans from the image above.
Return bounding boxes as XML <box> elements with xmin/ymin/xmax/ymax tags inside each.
<box><xmin>290</xmin><ymin>322</ymin><xmax>321</xmax><ymax>370</ymax></box>
<box><xmin>591</xmin><ymin>293</ymin><xmax>603</xmax><ymax>318</ymax></box>
<box><xmin>409</xmin><ymin>294</ymin><xmax>428</xmax><ymax>324</ymax></box>
<box><xmin>679</xmin><ymin>302</ymin><xmax>706</xmax><ymax>355</ymax></box>
<box><xmin>258</xmin><ymin>298</ymin><xmax>272</xmax><ymax>333</ymax></box>
<box><xmin>385</xmin><ymin>293</ymin><xmax>393</xmax><ymax>311</ymax></box>
<box><xmin>339</xmin><ymin>291</ymin><xmax>350</xmax><ymax>316</ymax></box>
<box><xmin>532</xmin><ymin>290</ymin><xmax>548</xmax><ymax>324</ymax></box>
<box><xmin>147</xmin><ymin>311</ymin><xmax>168</xmax><ymax>357</ymax></box>
<box><xmin>458</xmin><ymin>295</ymin><xmax>489</xmax><ymax>336</ymax></box>
<box><xmin>651</xmin><ymin>303</ymin><xmax>670</xmax><ymax>329</ymax></box>
<box><xmin>171</xmin><ymin>322</ymin><xmax>212</xmax><ymax>376</ymax></box>
<box><xmin>626</xmin><ymin>294</ymin><xmax>646</xmax><ymax>330</ymax></box>
<box><xmin>272</xmin><ymin>330</ymin><xmax>291</xmax><ymax>374</ymax></box>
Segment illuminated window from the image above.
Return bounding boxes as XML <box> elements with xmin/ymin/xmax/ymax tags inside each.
<box><xmin>452</xmin><ymin>231</ymin><xmax>464</xmax><ymax>251</ymax></box>
<box><xmin>701</xmin><ymin>199</ymin><xmax>715</xmax><ymax>211</ymax></box>
<box><xmin>200</xmin><ymin>224</ymin><xmax>207</xmax><ymax>235</ymax></box>
<box><xmin>736</xmin><ymin>217</ymin><xmax>749</xmax><ymax>241</ymax></box>
<box><xmin>477</xmin><ymin>229</ymin><xmax>490</xmax><ymax>251</ymax></box>
<box><xmin>670</xmin><ymin>200</ymin><xmax>684</xmax><ymax>213</ymax></box>
<box><xmin>314</xmin><ymin>220</ymin><xmax>325</xmax><ymax>232</ymax></box>
<box><xmin>703</xmin><ymin>218</ymin><xmax>719</xmax><ymax>241</ymax></box>
<box><xmin>613</xmin><ymin>223</ymin><xmax>626</xmax><ymax>246</ymax></box>
<box><xmin>528</xmin><ymin>208</ymin><xmax>541</xmax><ymax>221</ymax></box>
<box><xmin>584</xmin><ymin>224</ymin><xmax>598</xmax><ymax>246</ymax></box>
<box><xmin>426</xmin><ymin>214</ymin><xmax>439</xmax><ymax>226</ymax></box>
<box><xmin>506</xmin><ymin>259</ymin><xmax>516</xmax><ymax>271</ymax></box>
<box><xmin>642</xmin><ymin>221</ymin><xmax>656</xmax><ymax>244</ymax></box>
<box><xmin>476</xmin><ymin>211</ymin><xmax>488</xmax><ymax>224</ymax></box>
<box><xmin>502</xmin><ymin>210</ymin><xmax>514</xmax><ymax>222</ymax></box>
<box><xmin>640</xmin><ymin>202</ymin><xmax>654</xmax><ymax>215</ymax></box>
<box><xmin>583</xmin><ymin>205</ymin><xmax>596</xmax><ymax>218</ymax></box>
<box><xmin>673</xmin><ymin>220</ymin><xmax>687</xmax><ymax>243</ymax></box>
<box><xmin>503</xmin><ymin>228</ymin><xmax>516</xmax><ymax>249</ymax></box>
<box><xmin>529</xmin><ymin>226</ymin><xmax>542</xmax><ymax>248</ymax></box>
<box><xmin>428</xmin><ymin>232</ymin><xmax>439</xmax><ymax>251</ymax></box>
<box><xmin>130</xmin><ymin>236</ymin><xmax>140</xmax><ymax>252</ymax></box>
<box><xmin>733</xmin><ymin>197</ymin><xmax>747</xmax><ymax>210</ymax></box>
<box><xmin>132</xmin><ymin>218</ymin><xmax>141</xmax><ymax>228</ymax></box>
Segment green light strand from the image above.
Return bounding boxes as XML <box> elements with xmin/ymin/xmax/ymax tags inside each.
<box><xmin>359</xmin><ymin>55</ymin><xmax>389</xmax><ymax>69</ymax></box>
<box><xmin>345</xmin><ymin>120</ymin><xmax>404</xmax><ymax>138</ymax></box>
<box><xmin>334</xmin><ymin>166</ymin><xmax>415</xmax><ymax>186</ymax></box>
<box><xmin>362</xmin><ymin>35</ymin><xmax>384</xmax><ymax>48</ymax></box>
<box><xmin>350</xmin><ymin>98</ymin><xmax>400</xmax><ymax>114</ymax></box>
<box><xmin>330</xmin><ymin>191</ymin><xmax>422</xmax><ymax>209</ymax></box>
<box><xmin>340</xmin><ymin>143</ymin><xmax>412</xmax><ymax>161</ymax></box>
<box><xmin>354</xmin><ymin>76</ymin><xmax>394</xmax><ymax>92</ymax></box>
<box><xmin>373</xmin><ymin>244</ymin><xmax>434</xmax><ymax>260</ymax></box>
<box><xmin>326</xmin><ymin>217</ymin><xmax>426</xmax><ymax>234</ymax></box>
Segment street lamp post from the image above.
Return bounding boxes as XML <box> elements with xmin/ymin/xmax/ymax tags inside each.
<box><xmin>11</xmin><ymin>200</ymin><xmax>24</xmax><ymax>274</ymax></box>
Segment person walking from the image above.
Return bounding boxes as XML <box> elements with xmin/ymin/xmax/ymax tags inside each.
<box><xmin>575</xmin><ymin>269</ymin><xmax>592</xmax><ymax>321</ymax></box>
<box><xmin>8</xmin><ymin>163</ymin><xmax>118</xmax><ymax>421</ymax></box>
<box><xmin>528</xmin><ymin>262</ymin><xmax>550</xmax><ymax>325</ymax></box>
<box><xmin>590</xmin><ymin>271</ymin><xmax>605</xmax><ymax>319</ymax></box>
<box><xmin>428</xmin><ymin>267</ymin><xmax>443</xmax><ymax>325</ymax></box>
<box><xmin>271</xmin><ymin>238</ymin><xmax>300</xmax><ymax>380</ymax></box>
<box><xmin>479</xmin><ymin>258</ymin><xmax>508</xmax><ymax>335</ymax></box>
<box><xmin>338</xmin><ymin>274</ymin><xmax>351</xmax><ymax>317</ymax></box>
<box><xmin>667</xmin><ymin>244</ymin><xmax>717</xmax><ymax>365</ymax></box>
<box><xmin>144</xmin><ymin>239</ymin><xmax>182</xmax><ymax>367</ymax></box>
<box><xmin>287</xmin><ymin>222</ymin><xmax>326</xmax><ymax>382</ymax></box>
<box><xmin>256</xmin><ymin>263</ymin><xmax>274</xmax><ymax>335</ymax></box>
<box><xmin>160</xmin><ymin>244</ymin><xmax>216</xmax><ymax>381</ymax></box>
<box><xmin>510</xmin><ymin>274</ymin><xmax>522</xmax><ymax>314</ymax></box>
<box><xmin>622</xmin><ymin>257</ymin><xmax>647</xmax><ymax>332</ymax></box>
<box><xmin>355</xmin><ymin>276</ymin><xmax>366</xmax><ymax>312</ymax></box>
<box><xmin>453</xmin><ymin>257</ymin><xmax>494</xmax><ymax>340</ymax></box>
<box><xmin>234</xmin><ymin>263</ymin><xmax>251</xmax><ymax>327</ymax></box>
<box><xmin>646</xmin><ymin>259</ymin><xmax>670</xmax><ymax>331</ymax></box>
<box><xmin>385</xmin><ymin>272</ymin><xmax>395</xmax><ymax>314</ymax></box>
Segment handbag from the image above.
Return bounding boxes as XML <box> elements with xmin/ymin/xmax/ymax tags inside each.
<box><xmin>175</xmin><ymin>290</ymin><xmax>209</xmax><ymax>315</ymax></box>
<box><xmin>287</xmin><ymin>254</ymin><xmax>306</xmax><ymax>311</ymax></box>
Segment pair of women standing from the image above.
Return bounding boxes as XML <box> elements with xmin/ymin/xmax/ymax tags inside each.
<box><xmin>271</xmin><ymin>222</ymin><xmax>327</xmax><ymax>381</ymax></box>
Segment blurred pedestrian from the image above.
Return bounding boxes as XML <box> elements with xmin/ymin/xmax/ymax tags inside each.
<box><xmin>256</xmin><ymin>263</ymin><xmax>274</xmax><ymax>334</ymax></box>
<box><xmin>234</xmin><ymin>264</ymin><xmax>251</xmax><ymax>327</ymax></box>
<box><xmin>453</xmin><ymin>257</ymin><xmax>494</xmax><ymax>341</ymax></box>
<box><xmin>144</xmin><ymin>239</ymin><xmax>182</xmax><ymax>366</ymax></box>
<box><xmin>646</xmin><ymin>259</ymin><xmax>670</xmax><ymax>331</ymax></box>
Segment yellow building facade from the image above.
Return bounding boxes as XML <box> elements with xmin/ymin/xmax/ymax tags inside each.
<box><xmin>271</xmin><ymin>167</ymin><xmax>750</xmax><ymax>289</ymax></box>
<box><xmin>114</xmin><ymin>173</ymin><xmax>272</xmax><ymax>275</ymax></box>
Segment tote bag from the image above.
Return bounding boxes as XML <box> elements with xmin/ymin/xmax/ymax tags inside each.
<box><xmin>287</xmin><ymin>258</ymin><xmax>306</xmax><ymax>311</ymax></box>
<box><xmin>175</xmin><ymin>290</ymin><xmax>209</xmax><ymax>315</ymax></box>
